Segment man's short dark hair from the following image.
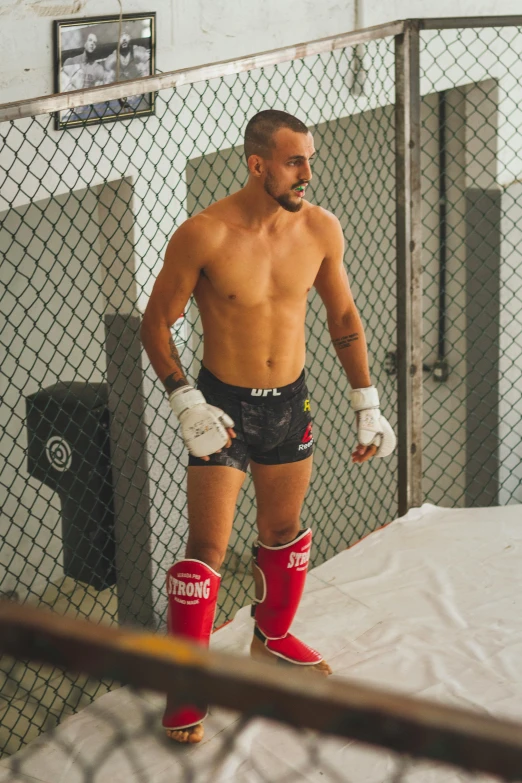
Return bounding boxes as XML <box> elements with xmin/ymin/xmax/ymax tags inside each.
<box><xmin>244</xmin><ymin>110</ymin><xmax>309</xmax><ymax>160</ymax></box>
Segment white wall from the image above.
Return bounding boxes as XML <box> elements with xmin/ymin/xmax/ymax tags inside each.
<box><xmin>361</xmin><ymin>0</ymin><xmax>522</xmax><ymax>28</ymax></box>
<box><xmin>2</xmin><ymin>0</ymin><xmax>522</xmax><ymax>105</ymax></box>
<box><xmin>0</xmin><ymin>0</ymin><xmax>355</xmax><ymax>104</ymax></box>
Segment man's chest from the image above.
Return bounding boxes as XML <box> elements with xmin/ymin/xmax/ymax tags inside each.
<box><xmin>199</xmin><ymin>232</ymin><xmax>324</xmax><ymax>305</ymax></box>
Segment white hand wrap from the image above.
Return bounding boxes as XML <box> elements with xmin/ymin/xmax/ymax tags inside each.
<box><xmin>349</xmin><ymin>386</ymin><xmax>396</xmax><ymax>458</ymax></box>
<box><xmin>169</xmin><ymin>386</ymin><xmax>234</xmax><ymax>458</ymax></box>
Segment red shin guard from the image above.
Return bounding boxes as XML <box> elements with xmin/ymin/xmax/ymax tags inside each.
<box><xmin>162</xmin><ymin>559</ymin><xmax>220</xmax><ymax>730</ymax></box>
<box><xmin>252</xmin><ymin>529</ymin><xmax>323</xmax><ymax>666</ymax></box>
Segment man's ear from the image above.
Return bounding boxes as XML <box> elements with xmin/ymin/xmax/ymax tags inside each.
<box><xmin>247</xmin><ymin>154</ymin><xmax>265</xmax><ymax>178</ymax></box>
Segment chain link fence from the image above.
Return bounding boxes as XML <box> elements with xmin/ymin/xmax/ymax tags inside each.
<box><xmin>1</xmin><ymin>13</ymin><xmax>522</xmax><ymax>762</ymax></box>
<box><xmin>419</xmin><ymin>23</ymin><xmax>522</xmax><ymax>508</ymax></box>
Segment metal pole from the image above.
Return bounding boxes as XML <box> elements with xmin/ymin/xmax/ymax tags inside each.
<box><xmin>421</xmin><ymin>15</ymin><xmax>522</xmax><ymax>30</ymax></box>
<box><xmin>395</xmin><ymin>21</ymin><xmax>423</xmax><ymax>514</ymax></box>
<box><xmin>438</xmin><ymin>90</ymin><xmax>447</xmax><ymax>364</ymax></box>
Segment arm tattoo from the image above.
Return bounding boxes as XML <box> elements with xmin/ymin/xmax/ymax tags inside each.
<box><xmin>163</xmin><ymin>335</ymin><xmax>188</xmax><ymax>393</ymax></box>
<box><xmin>332</xmin><ymin>333</ymin><xmax>359</xmax><ymax>351</ymax></box>
<box><xmin>164</xmin><ymin>373</ymin><xmax>188</xmax><ymax>393</ymax></box>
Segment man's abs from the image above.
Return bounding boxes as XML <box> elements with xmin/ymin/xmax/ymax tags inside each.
<box><xmin>196</xmin><ymin>298</ymin><xmax>308</xmax><ymax>388</ymax></box>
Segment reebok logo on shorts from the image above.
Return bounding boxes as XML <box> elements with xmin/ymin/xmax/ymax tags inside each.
<box><xmin>298</xmin><ymin>423</ymin><xmax>314</xmax><ymax>451</ymax></box>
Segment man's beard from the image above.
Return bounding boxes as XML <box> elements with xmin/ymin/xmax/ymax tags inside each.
<box><xmin>264</xmin><ymin>170</ymin><xmax>303</xmax><ymax>213</ymax></box>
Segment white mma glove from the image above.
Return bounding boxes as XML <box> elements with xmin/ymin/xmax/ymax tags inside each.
<box><xmin>169</xmin><ymin>386</ymin><xmax>234</xmax><ymax>458</ymax></box>
<box><xmin>349</xmin><ymin>386</ymin><xmax>396</xmax><ymax>458</ymax></box>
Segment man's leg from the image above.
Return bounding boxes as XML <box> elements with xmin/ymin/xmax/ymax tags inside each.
<box><xmin>250</xmin><ymin>456</ymin><xmax>331</xmax><ymax>675</ymax></box>
<box><xmin>164</xmin><ymin>464</ymin><xmax>246</xmax><ymax>744</ymax></box>
<box><xmin>252</xmin><ymin>456</ymin><xmax>312</xmax><ymax>546</ymax></box>
<box><xmin>185</xmin><ymin>466</ymin><xmax>245</xmax><ymax>570</ymax></box>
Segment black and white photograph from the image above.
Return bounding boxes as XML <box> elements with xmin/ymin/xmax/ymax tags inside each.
<box><xmin>54</xmin><ymin>13</ymin><xmax>156</xmax><ymax>129</ymax></box>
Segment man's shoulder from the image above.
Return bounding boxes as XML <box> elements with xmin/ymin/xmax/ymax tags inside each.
<box><xmin>187</xmin><ymin>195</ymin><xmax>241</xmax><ymax>236</ymax></box>
<box><xmin>186</xmin><ymin>207</ymin><xmax>229</xmax><ymax>230</ymax></box>
<box><xmin>303</xmin><ymin>203</ymin><xmax>341</xmax><ymax>233</ymax></box>
<box><xmin>301</xmin><ymin>204</ymin><xmax>343</xmax><ymax>259</ymax></box>
<box><xmin>175</xmin><ymin>211</ymin><xmax>228</xmax><ymax>249</ymax></box>
<box><xmin>198</xmin><ymin>193</ymin><xmax>237</xmax><ymax>219</ymax></box>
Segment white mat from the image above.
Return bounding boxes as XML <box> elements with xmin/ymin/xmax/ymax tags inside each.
<box><xmin>2</xmin><ymin>503</ymin><xmax>522</xmax><ymax>782</ymax></box>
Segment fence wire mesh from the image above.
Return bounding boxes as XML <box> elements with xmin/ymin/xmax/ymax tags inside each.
<box><xmin>2</xmin><ymin>602</ymin><xmax>522</xmax><ymax>783</ymax></box>
<box><xmin>0</xmin><ymin>35</ymin><xmax>397</xmax><ymax>756</ymax></box>
<box><xmin>419</xmin><ymin>24</ymin><xmax>522</xmax><ymax>507</ymax></box>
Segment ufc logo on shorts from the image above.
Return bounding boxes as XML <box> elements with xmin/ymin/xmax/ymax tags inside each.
<box><xmin>251</xmin><ymin>388</ymin><xmax>281</xmax><ymax>397</ymax></box>
<box><xmin>167</xmin><ymin>576</ymin><xmax>211</xmax><ymax>600</ymax></box>
<box><xmin>287</xmin><ymin>550</ymin><xmax>310</xmax><ymax>568</ymax></box>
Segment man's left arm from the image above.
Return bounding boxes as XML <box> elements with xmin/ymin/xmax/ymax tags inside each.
<box><xmin>313</xmin><ymin>212</ymin><xmax>396</xmax><ymax>463</ymax></box>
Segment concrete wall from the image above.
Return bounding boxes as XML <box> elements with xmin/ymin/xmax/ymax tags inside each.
<box><xmin>420</xmin><ymin>80</ymin><xmax>506</xmax><ymax>508</ymax></box>
<box><xmin>0</xmin><ymin>188</ymin><xmax>105</xmax><ymax>600</ymax></box>
<box><xmin>499</xmin><ymin>181</ymin><xmax>522</xmax><ymax>505</ymax></box>
<box><xmin>0</xmin><ymin>179</ymin><xmax>170</xmax><ymax>628</ymax></box>
<box><xmin>421</xmin><ymin>89</ymin><xmax>468</xmax><ymax>507</ymax></box>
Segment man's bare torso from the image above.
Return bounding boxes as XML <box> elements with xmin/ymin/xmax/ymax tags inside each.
<box><xmin>190</xmin><ymin>192</ymin><xmax>330</xmax><ymax>388</ymax></box>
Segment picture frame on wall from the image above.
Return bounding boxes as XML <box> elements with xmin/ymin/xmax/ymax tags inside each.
<box><xmin>54</xmin><ymin>13</ymin><xmax>156</xmax><ymax>130</ymax></box>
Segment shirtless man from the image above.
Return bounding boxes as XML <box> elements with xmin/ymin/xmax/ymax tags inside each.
<box><xmin>62</xmin><ymin>32</ymin><xmax>105</xmax><ymax>91</ymax></box>
<box><xmin>140</xmin><ymin>109</ymin><xmax>395</xmax><ymax>744</ymax></box>
<box><xmin>103</xmin><ymin>31</ymin><xmax>150</xmax><ymax>83</ymax></box>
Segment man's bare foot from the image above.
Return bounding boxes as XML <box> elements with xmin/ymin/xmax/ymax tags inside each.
<box><xmin>165</xmin><ymin>723</ymin><xmax>204</xmax><ymax>743</ymax></box>
<box><xmin>250</xmin><ymin>634</ymin><xmax>332</xmax><ymax>676</ymax></box>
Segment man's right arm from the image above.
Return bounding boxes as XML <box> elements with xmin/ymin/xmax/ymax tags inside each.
<box><xmin>140</xmin><ymin>219</ymin><xmax>203</xmax><ymax>393</ymax></box>
<box><xmin>141</xmin><ymin>217</ymin><xmax>234</xmax><ymax>459</ymax></box>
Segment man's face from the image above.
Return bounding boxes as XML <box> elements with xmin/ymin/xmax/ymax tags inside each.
<box><xmin>85</xmin><ymin>34</ymin><xmax>97</xmax><ymax>54</ymax></box>
<box><xmin>120</xmin><ymin>33</ymin><xmax>131</xmax><ymax>51</ymax></box>
<box><xmin>262</xmin><ymin>128</ymin><xmax>315</xmax><ymax>213</ymax></box>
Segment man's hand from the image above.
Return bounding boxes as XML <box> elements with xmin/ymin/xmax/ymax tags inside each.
<box><xmin>197</xmin><ymin>409</ymin><xmax>236</xmax><ymax>462</ymax></box>
<box><xmin>349</xmin><ymin>387</ymin><xmax>396</xmax><ymax>463</ymax></box>
<box><xmin>351</xmin><ymin>443</ymin><xmax>378</xmax><ymax>464</ymax></box>
<box><xmin>169</xmin><ymin>387</ymin><xmax>236</xmax><ymax>459</ymax></box>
